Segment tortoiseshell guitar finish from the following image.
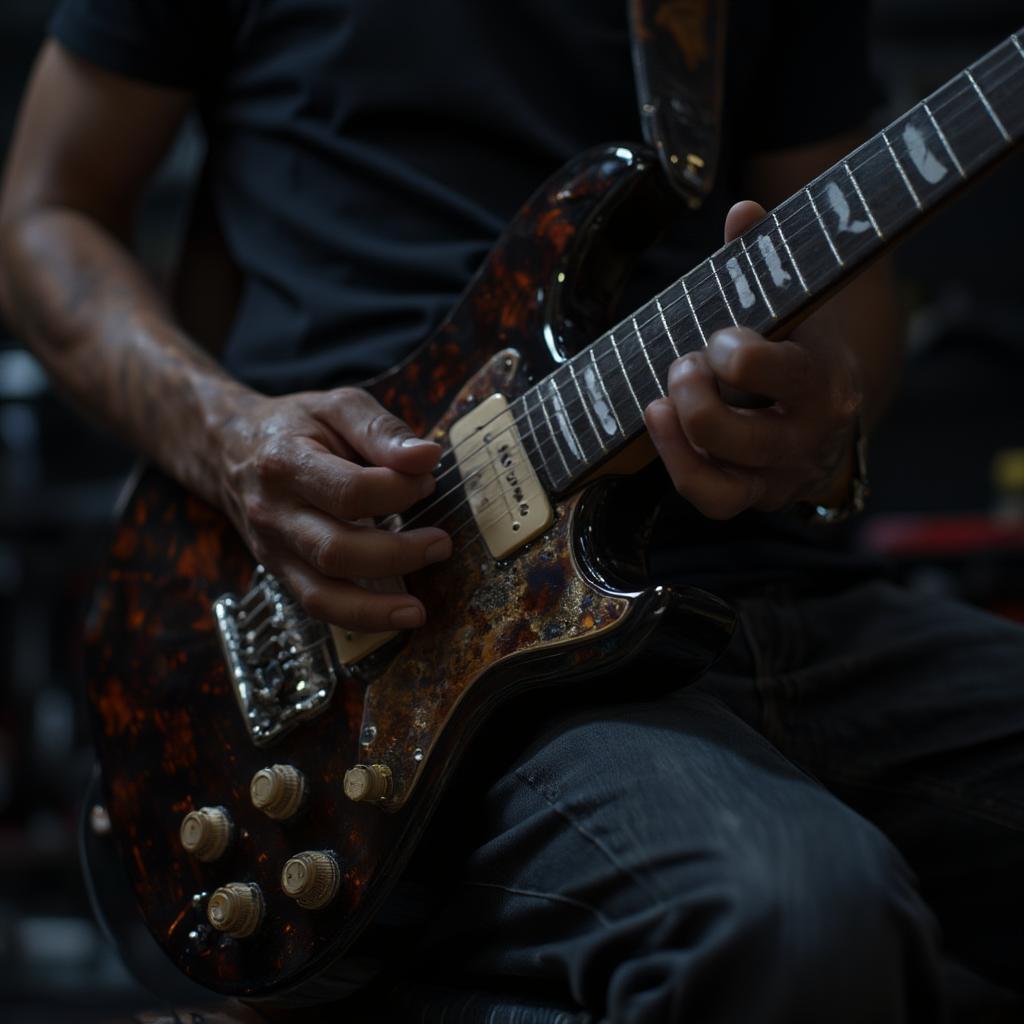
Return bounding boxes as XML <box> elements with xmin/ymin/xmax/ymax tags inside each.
<box><xmin>84</xmin><ymin>145</ymin><xmax>735</xmax><ymax>1006</ymax></box>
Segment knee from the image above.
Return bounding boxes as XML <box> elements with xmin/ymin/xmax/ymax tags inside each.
<box><xmin>742</xmin><ymin>822</ymin><xmax>940</xmax><ymax>997</ymax></box>
<box><xmin>605</xmin><ymin>818</ymin><xmax>943</xmax><ymax>1023</ymax></box>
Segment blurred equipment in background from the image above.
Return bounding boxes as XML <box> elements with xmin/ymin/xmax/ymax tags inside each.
<box><xmin>862</xmin><ymin>0</ymin><xmax>1024</xmax><ymax>617</ymax></box>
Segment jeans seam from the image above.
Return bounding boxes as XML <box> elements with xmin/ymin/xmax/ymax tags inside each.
<box><xmin>460</xmin><ymin>879</ymin><xmax>613</xmax><ymax>927</ymax></box>
<box><xmin>512</xmin><ymin>766</ymin><xmax>669</xmax><ymax>905</ymax></box>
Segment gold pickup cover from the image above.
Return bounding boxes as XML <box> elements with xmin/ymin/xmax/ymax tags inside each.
<box><xmin>449</xmin><ymin>394</ymin><xmax>553</xmax><ymax>560</ymax></box>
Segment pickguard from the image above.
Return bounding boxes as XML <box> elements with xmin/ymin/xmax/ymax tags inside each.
<box><xmin>357</xmin><ymin>350</ymin><xmax>632</xmax><ymax>809</ymax></box>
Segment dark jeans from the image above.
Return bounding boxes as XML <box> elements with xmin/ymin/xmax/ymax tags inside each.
<box><xmin>410</xmin><ymin>580</ymin><xmax>1024</xmax><ymax>1023</ymax></box>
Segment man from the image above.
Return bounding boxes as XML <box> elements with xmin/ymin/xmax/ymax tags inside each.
<box><xmin>1</xmin><ymin>2</ymin><xmax>1022</xmax><ymax>1021</ymax></box>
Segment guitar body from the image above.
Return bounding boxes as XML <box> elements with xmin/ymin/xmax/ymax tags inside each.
<box><xmin>85</xmin><ymin>144</ymin><xmax>737</xmax><ymax>1004</ymax></box>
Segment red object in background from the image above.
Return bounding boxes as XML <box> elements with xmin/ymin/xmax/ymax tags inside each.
<box><xmin>862</xmin><ymin>515</ymin><xmax>1024</xmax><ymax>557</ymax></box>
<box><xmin>861</xmin><ymin>514</ymin><xmax>1024</xmax><ymax>624</ymax></box>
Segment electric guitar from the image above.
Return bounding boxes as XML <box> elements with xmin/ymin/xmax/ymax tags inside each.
<box><xmin>84</xmin><ymin>31</ymin><xmax>1024</xmax><ymax>1006</ymax></box>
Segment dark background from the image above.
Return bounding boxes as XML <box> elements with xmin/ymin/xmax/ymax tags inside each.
<box><xmin>1</xmin><ymin>2</ymin><xmax>1022</xmax><ymax>1021</ymax></box>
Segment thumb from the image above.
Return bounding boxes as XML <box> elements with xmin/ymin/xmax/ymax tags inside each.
<box><xmin>724</xmin><ymin>200</ymin><xmax>768</xmax><ymax>244</ymax></box>
<box><xmin>322</xmin><ymin>388</ymin><xmax>442</xmax><ymax>473</ymax></box>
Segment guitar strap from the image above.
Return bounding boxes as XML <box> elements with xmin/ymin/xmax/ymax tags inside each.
<box><xmin>628</xmin><ymin>0</ymin><xmax>729</xmax><ymax>209</ymax></box>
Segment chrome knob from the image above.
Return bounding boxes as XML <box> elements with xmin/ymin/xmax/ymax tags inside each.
<box><xmin>281</xmin><ymin>851</ymin><xmax>341</xmax><ymax>910</ymax></box>
<box><xmin>207</xmin><ymin>882</ymin><xmax>263</xmax><ymax>938</ymax></box>
<box><xmin>250</xmin><ymin>764</ymin><xmax>306</xmax><ymax>820</ymax></box>
<box><xmin>343</xmin><ymin>763</ymin><xmax>392</xmax><ymax>803</ymax></box>
<box><xmin>180</xmin><ymin>806</ymin><xmax>233</xmax><ymax>862</ymax></box>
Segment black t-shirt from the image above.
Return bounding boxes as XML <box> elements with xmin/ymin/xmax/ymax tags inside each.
<box><xmin>49</xmin><ymin>0</ymin><xmax>885</xmax><ymax>592</ymax></box>
<box><xmin>50</xmin><ymin>0</ymin><xmax>879</xmax><ymax>394</ymax></box>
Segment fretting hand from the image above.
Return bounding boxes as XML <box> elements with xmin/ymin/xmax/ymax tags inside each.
<box><xmin>645</xmin><ymin>200</ymin><xmax>863</xmax><ymax>519</ymax></box>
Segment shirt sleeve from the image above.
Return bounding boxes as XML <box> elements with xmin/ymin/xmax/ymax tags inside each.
<box><xmin>49</xmin><ymin>0</ymin><xmax>235</xmax><ymax>91</ymax></box>
<box><xmin>740</xmin><ymin>2</ymin><xmax>885</xmax><ymax>153</ymax></box>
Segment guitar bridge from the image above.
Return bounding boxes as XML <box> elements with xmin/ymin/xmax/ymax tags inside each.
<box><xmin>214</xmin><ymin>566</ymin><xmax>337</xmax><ymax>747</ymax></box>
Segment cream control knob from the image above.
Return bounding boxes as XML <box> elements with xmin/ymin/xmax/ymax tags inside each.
<box><xmin>343</xmin><ymin>763</ymin><xmax>393</xmax><ymax>803</ymax></box>
<box><xmin>180</xmin><ymin>806</ymin><xmax>233</xmax><ymax>862</ymax></box>
<box><xmin>250</xmin><ymin>764</ymin><xmax>306</xmax><ymax>820</ymax></box>
<box><xmin>281</xmin><ymin>851</ymin><xmax>341</xmax><ymax>909</ymax></box>
<box><xmin>207</xmin><ymin>883</ymin><xmax>264</xmax><ymax>938</ymax></box>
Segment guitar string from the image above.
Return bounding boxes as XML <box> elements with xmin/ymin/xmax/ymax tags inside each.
<box><xmin>383</xmin><ymin>45</ymin><xmax>1024</xmax><ymax>535</ymax></box>
<box><xmin>390</xmin><ymin>110</ymin><xmax>1014</xmax><ymax>554</ymax></box>
<box><xmin>395</xmin><ymin>95</ymin><xmax>1021</xmax><ymax>549</ymax></box>
<box><xmin>375</xmin><ymin>48</ymin><xmax>1022</xmax><ymax>544</ymax></box>
<box><xmin>385</xmin><ymin>46</ymin><xmax>1024</xmax><ymax>536</ymax></box>
<box><xmin>415</xmin><ymin>125</ymin><xmax>1020</xmax><ymax>559</ymax></box>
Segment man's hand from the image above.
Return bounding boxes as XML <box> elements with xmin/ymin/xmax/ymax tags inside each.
<box><xmin>217</xmin><ymin>386</ymin><xmax>451</xmax><ymax>632</ymax></box>
<box><xmin>0</xmin><ymin>45</ymin><xmax>452</xmax><ymax>635</ymax></box>
<box><xmin>644</xmin><ymin>200</ymin><xmax>863</xmax><ymax>519</ymax></box>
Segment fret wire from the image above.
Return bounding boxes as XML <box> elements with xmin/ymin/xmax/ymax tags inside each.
<box><xmin>590</xmin><ymin>347</ymin><xmax>624</xmax><ymax>437</ymax></box>
<box><xmin>772</xmin><ymin>211</ymin><xmax>809</xmax><ymax>292</ymax></box>
<box><xmin>709</xmin><ymin>258</ymin><xmax>737</xmax><ymax>324</ymax></box>
<box><xmin>550</xmin><ymin>378</ymin><xmax>584</xmax><ymax>460</ymax></box>
<box><xmin>667</xmin><ymin>274</ymin><xmax>700</xmax><ymax>346</ymax></box>
<box><xmin>609</xmin><ymin>331</ymin><xmax>644</xmax><ymax>415</ymax></box>
<box><xmin>923</xmin><ymin>101</ymin><xmax>966</xmax><ymax>178</ymax></box>
<box><xmin>843</xmin><ymin>162</ymin><xmax>883</xmax><ymax>238</ymax></box>
<box><xmin>881</xmin><ymin>130</ymin><xmax>922</xmax><ymax>209</ymax></box>
<box><xmin>655</xmin><ymin>296</ymin><xmax>680</xmax><ymax>357</ymax></box>
<box><xmin>520</xmin><ymin>397</ymin><xmax>555</xmax><ymax>483</ymax></box>
<box><xmin>739</xmin><ymin>237</ymin><xmax>775</xmax><ymax>318</ymax></box>
<box><xmin>1014</xmin><ymin>34</ymin><xmax>1024</xmax><ymax>63</ymax></box>
<box><xmin>632</xmin><ymin>315</ymin><xmax>664</xmax><ymax>395</ymax></box>
<box><xmin>680</xmin><ymin>276</ymin><xmax>707</xmax><ymax>344</ymax></box>
<box><xmin>567</xmin><ymin>361</ymin><xmax>605</xmax><ymax>452</ymax></box>
<box><xmin>804</xmin><ymin>187</ymin><xmax>842</xmax><ymax>266</ymax></box>
<box><xmin>965</xmin><ymin>68</ymin><xmax>1012</xmax><ymax>141</ymax></box>
<box><xmin>536</xmin><ymin>388</ymin><xmax>571</xmax><ymax>478</ymax></box>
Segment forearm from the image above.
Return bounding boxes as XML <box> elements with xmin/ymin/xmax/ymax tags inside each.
<box><xmin>0</xmin><ymin>204</ymin><xmax>254</xmax><ymax>505</ymax></box>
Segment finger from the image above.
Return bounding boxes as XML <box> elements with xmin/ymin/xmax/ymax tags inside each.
<box><xmin>724</xmin><ymin>200</ymin><xmax>768</xmax><ymax>243</ymax></box>
<box><xmin>644</xmin><ymin>397</ymin><xmax>763</xmax><ymax>520</ymax></box>
<box><xmin>288</xmin><ymin>446</ymin><xmax>436</xmax><ymax>520</ymax></box>
<box><xmin>316</xmin><ymin>387</ymin><xmax>442</xmax><ymax>474</ymax></box>
<box><xmin>706</xmin><ymin>328</ymin><xmax>812</xmax><ymax>405</ymax></box>
<box><xmin>280</xmin><ymin>556</ymin><xmax>429</xmax><ymax>632</ymax></box>
<box><xmin>278</xmin><ymin>509</ymin><xmax>451</xmax><ymax>579</ymax></box>
<box><xmin>666</xmin><ymin>354</ymin><xmax>795</xmax><ymax>470</ymax></box>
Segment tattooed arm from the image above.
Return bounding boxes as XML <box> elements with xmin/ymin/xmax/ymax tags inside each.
<box><xmin>0</xmin><ymin>42</ymin><xmax>450</xmax><ymax>631</ymax></box>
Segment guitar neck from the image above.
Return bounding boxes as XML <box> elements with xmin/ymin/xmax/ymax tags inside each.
<box><xmin>519</xmin><ymin>29</ymin><xmax>1024</xmax><ymax>496</ymax></box>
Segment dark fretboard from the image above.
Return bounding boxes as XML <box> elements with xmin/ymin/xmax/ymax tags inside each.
<box><xmin>517</xmin><ymin>29</ymin><xmax>1024</xmax><ymax>495</ymax></box>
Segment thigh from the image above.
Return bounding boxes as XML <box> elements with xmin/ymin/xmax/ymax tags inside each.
<box><xmin>413</xmin><ymin>688</ymin><xmax>943</xmax><ymax>1024</ymax></box>
<box><xmin>710</xmin><ymin>580</ymin><xmax>1024</xmax><ymax>992</ymax></box>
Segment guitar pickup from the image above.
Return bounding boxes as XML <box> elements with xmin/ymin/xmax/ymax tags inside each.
<box><xmin>450</xmin><ymin>394</ymin><xmax>553</xmax><ymax>560</ymax></box>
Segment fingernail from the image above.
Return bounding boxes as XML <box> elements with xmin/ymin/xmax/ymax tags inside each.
<box><xmin>709</xmin><ymin>328</ymin><xmax>741</xmax><ymax>348</ymax></box>
<box><xmin>390</xmin><ymin>606</ymin><xmax>424</xmax><ymax>630</ymax></box>
<box><xmin>425</xmin><ymin>537</ymin><xmax>451</xmax><ymax>564</ymax></box>
<box><xmin>401</xmin><ymin>436</ymin><xmax>435</xmax><ymax>448</ymax></box>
